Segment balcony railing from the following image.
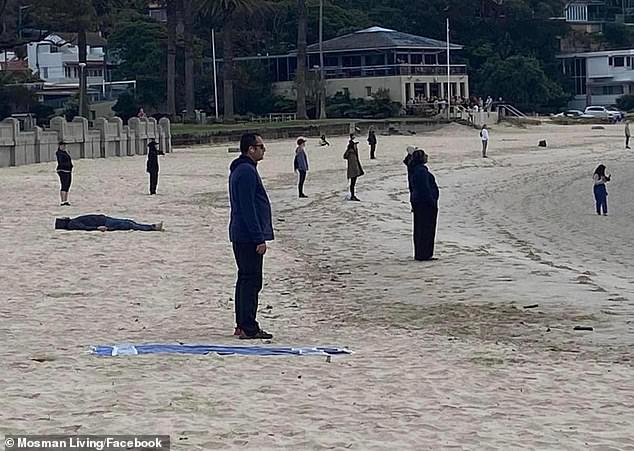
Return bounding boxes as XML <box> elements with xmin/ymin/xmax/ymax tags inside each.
<box><xmin>309</xmin><ymin>64</ymin><xmax>467</xmax><ymax>79</ymax></box>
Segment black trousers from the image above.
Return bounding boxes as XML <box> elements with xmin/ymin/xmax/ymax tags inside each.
<box><xmin>626</xmin><ymin>136</ymin><xmax>630</xmax><ymax>147</ymax></box>
<box><xmin>232</xmin><ymin>242</ymin><xmax>263</xmax><ymax>335</ymax></box>
<box><xmin>149</xmin><ymin>171</ymin><xmax>158</xmax><ymax>194</ymax></box>
<box><xmin>350</xmin><ymin>176</ymin><xmax>357</xmax><ymax>197</ymax></box>
<box><xmin>298</xmin><ymin>170</ymin><xmax>307</xmax><ymax>195</ymax></box>
<box><xmin>413</xmin><ymin>205</ymin><xmax>438</xmax><ymax>261</ymax></box>
<box><xmin>58</xmin><ymin>172</ymin><xmax>72</xmax><ymax>192</ymax></box>
<box><xmin>370</xmin><ymin>144</ymin><xmax>376</xmax><ymax>159</ymax></box>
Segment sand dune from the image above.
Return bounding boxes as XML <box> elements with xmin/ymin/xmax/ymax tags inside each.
<box><xmin>1</xmin><ymin>122</ymin><xmax>633</xmax><ymax>450</ymax></box>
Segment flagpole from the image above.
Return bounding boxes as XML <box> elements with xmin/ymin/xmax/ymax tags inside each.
<box><xmin>211</xmin><ymin>28</ymin><xmax>219</xmax><ymax>120</ymax></box>
<box><xmin>446</xmin><ymin>17</ymin><xmax>451</xmax><ymax>119</ymax></box>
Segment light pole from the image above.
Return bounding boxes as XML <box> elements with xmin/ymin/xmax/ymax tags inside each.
<box><xmin>211</xmin><ymin>28</ymin><xmax>219</xmax><ymax>120</ymax></box>
<box><xmin>446</xmin><ymin>17</ymin><xmax>451</xmax><ymax>120</ymax></box>
<box><xmin>79</xmin><ymin>62</ymin><xmax>87</xmax><ymax>119</ymax></box>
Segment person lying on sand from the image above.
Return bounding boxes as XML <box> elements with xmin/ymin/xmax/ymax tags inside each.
<box><xmin>55</xmin><ymin>215</ymin><xmax>163</xmax><ymax>232</ymax></box>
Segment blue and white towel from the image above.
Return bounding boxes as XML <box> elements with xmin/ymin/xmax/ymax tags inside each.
<box><xmin>91</xmin><ymin>343</ymin><xmax>352</xmax><ymax>357</ymax></box>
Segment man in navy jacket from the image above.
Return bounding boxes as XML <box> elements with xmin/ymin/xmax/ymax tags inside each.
<box><xmin>229</xmin><ymin>133</ymin><xmax>274</xmax><ymax>339</ymax></box>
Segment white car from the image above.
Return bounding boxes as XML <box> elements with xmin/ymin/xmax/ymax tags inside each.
<box><xmin>584</xmin><ymin>106</ymin><xmax>619</xmax><ymax>121</ymax></box>
<box><xmin>607</xmin><ymin>106</ymin><xmax>626</xmax><ymax>121</ymax></box>
<box><xmin>554</xmin><ymin>110</ymin><xmax>593</xmax><ymax>118</ymax></box>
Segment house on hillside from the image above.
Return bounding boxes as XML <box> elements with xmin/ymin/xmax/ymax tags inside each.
<box><xmin>237</xmin><ymin>26</ymin><xmax>469</xmax><ymax>106</ymax></box>
<box><xmin>559</xmin><ymin>49</ymin><xmax>634</xmax><ymax>108</ymax></box>
<box><xmin>24</xmin><ymin>32</ymin><xmax>134</xmax><ymax>117</ymax></box>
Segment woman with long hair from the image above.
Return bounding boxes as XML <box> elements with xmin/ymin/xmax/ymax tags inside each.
<box><xmin>343</xmin><ymin>139</ymin><xmax>364</xmax><ymax>201</ymax></box>
<box><xmin>593</xmin><ymin>164</ymin><xmax>611</xmax><ymax>216</ymax></box>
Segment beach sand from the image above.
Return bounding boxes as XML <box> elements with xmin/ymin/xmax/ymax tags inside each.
<box><xmin>1</xmin><ymin>122</ymin><xmax>633</xmax><ymax>450</ymax></box>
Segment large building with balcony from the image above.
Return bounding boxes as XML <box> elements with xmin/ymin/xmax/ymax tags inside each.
<box><xmin>261</xmin><ymin>26</ymin><xmax>469</xmax><ymax>105</ymax></box>
<box><xmin>560</xmin><ymin>49</ymin><xmax>634</xmax><ymax>108</ymax></box>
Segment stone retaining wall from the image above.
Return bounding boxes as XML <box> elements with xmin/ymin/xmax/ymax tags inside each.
<box><xmin>0</xmin><ymin>116</ymin><xmax>172</xmax><ymax>168</ymax></box>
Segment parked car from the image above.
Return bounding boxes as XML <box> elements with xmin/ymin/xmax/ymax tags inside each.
<box><xmin>607</xmin><ymin>106</ymin><xmax>626</xmax><ymax>121</ymax></box>
<box><xmin>584</xmin><ymin>106</ymin><xmax>619</xmax><ymax>121</ymax></box>
<box><xmin>554</xmin><ymin>109</ymin><xmax>593</xmax><ymax>118</ymax></box>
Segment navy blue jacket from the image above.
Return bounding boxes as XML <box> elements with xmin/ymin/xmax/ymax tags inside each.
<box><xmin>229</xmin><ymin>155</ymin><xmax>274</xmax><ymax>244</ymax></box>
<box><xmin>67</xmin><ymin>214</ymin><xmax>107</xmax><ymax>231</ymax></box>
<box><xmin>408</xmin><ymin>164</ymin><xmax>439</xmax><ymax>208</ymax></box>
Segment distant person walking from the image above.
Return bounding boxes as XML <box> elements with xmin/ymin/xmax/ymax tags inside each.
<box><xmin>368</xmin><ymin>126</ymin><xmax>378</xmax><ymax>159</ymax></box>
<box><xmin>480</xmin><ymin>124</ymin><xmax>489</xmax><ymax>158</ymax></box>
<box><xmin>228</xmin><ymin>133</ymin><xmax>274</xmax><ymax>340</ymax></box>
<box><xmin>56</xmin><ymin>141</ymin><xmax>73</xmax><ymax>206</ymax></box>
<box><xmin>593</xmin><ymin>164</ymin><xmax>611</xmax><ymax>216</ymax></box>
<box><xmin>146</xmin><ymin>138</ymin><xmax>163</xmax><ymax>195</ymax></box>
<box><xmin>406</xmin><ymin>147</ymin><xmax>439</xmax><ymax>261</ymax></box>
<box><xmin>137</xmin><ymin>108</ymin><xmax>146</xmax><ymax>118</ymax></box>
<box><xmin>294</xmin><ymin>137</ymin><xmax>309</xmax><ymax>198</ymax></box>
<box><xmin>343</xmin><ymin>139</ymin><xmax>364</xmax><ymax>201</ymax></box>
<box><xmin>625</xmin><ymin>121</ymin><xmax>631</xmax><ymax>149</ymax></box>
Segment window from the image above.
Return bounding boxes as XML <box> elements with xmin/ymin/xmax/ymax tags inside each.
<box><xmin>342</xmin><ymin>87</ymin><xmax>350</xmax><ymax>96</ymax></box>
<box><xmin>589</xmin><ymin>85</ymin><xmax>624</xmax><ymax>95</ymax></box>
<box><xmin>41</xmin><ymin>67</ymin><xmax>48</xmax><ymax>78</ymax></box>
<box><xmin>365</xmin><ymin>86</ymin><xmax>372</xmax><ymax>96</ymax></box>
<box><xmin>342</xmin><ymin>55</ymin><xmax>361</xmax><ymax>67</ymax></box>
<box><xmin>410</xmin><ymin>54</ymin><xmax>423</xmax><ymax>64</ymax></box>
<box><xmin>613</xmin><ymin>56</ymin><xmax>625</xmax><ymax>67</ymax></box>
<box><xmin>424</xmin><ymin>54</ymin><xmax>436</xmax><ymax>65</ymax></box>
<box><xmin>50</xmin><ymin>45</ymin><xmax>59</xmax><ymax>53</ymax></box>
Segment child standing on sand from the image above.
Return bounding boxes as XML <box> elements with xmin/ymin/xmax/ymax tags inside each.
<box><xmin>593</xmin><ymin>164</ymin><xmax>611</xmax><ymax>216</ymax></box>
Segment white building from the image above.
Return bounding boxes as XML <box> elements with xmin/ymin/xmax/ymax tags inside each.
<box><xmin>238</xmin><ymin>26</ymin><xmax>469</xmax><ymax>106</ymax></box>
<box><xmin>26</xmin><ymin>32</ymin><xmax>109</xmax><ymax>85</ymax></box>
<box><xmin>560</xmin><ymin>49</ymin><xmax>634</xmax><ymax>108</ymax></box>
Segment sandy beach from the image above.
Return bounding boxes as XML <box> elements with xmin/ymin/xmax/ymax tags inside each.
<box><xmin>1</xmin><ymin>122</ymin><xmax>633</xmax><ymax>450</ymax></box>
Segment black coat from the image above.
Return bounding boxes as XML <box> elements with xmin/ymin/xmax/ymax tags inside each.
<box><xmin>146</xmin><ymin>142</ymin><xmax>162</xmax><ymax>173</ymax></box>
<box><xmin>408</xmin><ymin>163</ymin><xmax>439</xmax><ymax>208</ymax></box>
<box><xmin>368</xmin><ymin>131</ymin><xmax>377</xmax><ymax>145</ymax></box>
<box><xmin>56</xmin><ymin>149</ymin><xmax>73</xmax><ymax>172</ymax></box>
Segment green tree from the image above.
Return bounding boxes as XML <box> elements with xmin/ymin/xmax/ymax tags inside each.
<box><xmin>477</xmin><ymin>55</ymin><xmax>566</xmax><ymax>111</ymax></box>
<box><xmin>108</xmin><ymin>13</ymin><xmax>168</xmax><ymax>109</ymax></box>
<box><xmin>200</xmin><ymin>0</ymin><xmax>259</xmax><ymax>122</ymax></box>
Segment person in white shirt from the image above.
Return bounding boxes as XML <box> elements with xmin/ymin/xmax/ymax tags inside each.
<box><xmin>480</xmin><ymin>124</ymin><xmax>489</xmax><ymax>158</ymax></box>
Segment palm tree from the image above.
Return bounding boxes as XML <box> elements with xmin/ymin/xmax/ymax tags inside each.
<box><xmin>199</xmin><ymin>0</ymin><xmax>258</xmax><ymax>122</ymax></box>
<box><xmin>183</xmin><ymin>0</ymin><xmax>195</xmax><ymax>121</ymax></box>
<box><xmin>296</xmin><ymin>0</ymin><xmax>308</xmax><ymax>119</ymax></box>
<box><xmin>166</xmin><ymin>0</ymin><xmax>178</xmax><ymax>118</ymax></box>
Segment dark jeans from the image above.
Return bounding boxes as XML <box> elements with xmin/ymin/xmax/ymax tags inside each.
<box><xmin>350</xmin><ymin>176</ymin><xmax>357</xmax><ymax>197</ymax></box>
<box><xmin>149</xmin><ymin>171</ymin><xmax>158</xmax><ymax>195</ymax></box>
<box><xmin>370</xmin><ymin>144</ymin><xmax>376</xmax><ymax>159</ymax></box>
<box><xmin>626</xmin><ymin>136</ymin><xmax>630</xmax><ymax>147</ymax></box>
<box><xmin>105</xmin><ymin>218</ymin><xmax>155</xmax><ymax>231</ymax></box>
<box><xmin>413</xmin><ymin>204</ymin><xmax>438</xmax><ymax>260</ymax></box>
<box><xmin>482</xmin><ymin>140</ymin><xmax>488</xmax><ymax>157</ymax></box>
<box><xmin>232</xmin><ymin>242</ymin><xmax>263</xmax><ymax>335</ymax></box>
<box><xmin>298</xmin><ymin>170</ymin><xmax>307</xmax><ymax>196</ymax></box>
<box><xmin>594</xmin><ymin>185</ymin><xmax>608</xmax><ymax>215</ymax></box>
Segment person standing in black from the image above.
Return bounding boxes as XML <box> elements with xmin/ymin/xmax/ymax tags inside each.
<box><xmin>368</xmin><ymin>126</ymin><xmax>378</xmax><ymax>159</ymax></box>
<box><xmin>56</xmin><ymin>141</ymin><xmax>73</xmax><ymax>206</ymax></box>
<box><xmin>146</xmin><ymin>138</ymin><xmax>163</xmax><ymax>195</ymax></box>
<box><xmin>406</xmin><ymin>148</ymin><xmax>439</xmax><ymax>261</ymax></box>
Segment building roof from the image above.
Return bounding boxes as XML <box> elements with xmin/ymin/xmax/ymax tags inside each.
<box><xmin>50</xmin><ymin>32</ymin><xmax>107</xmax><ymax>47</ymax></box>
<box><xmin>306</xmin><ymin>26</ymin><xmax>462</xmax><ymax>53</ymax></box>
